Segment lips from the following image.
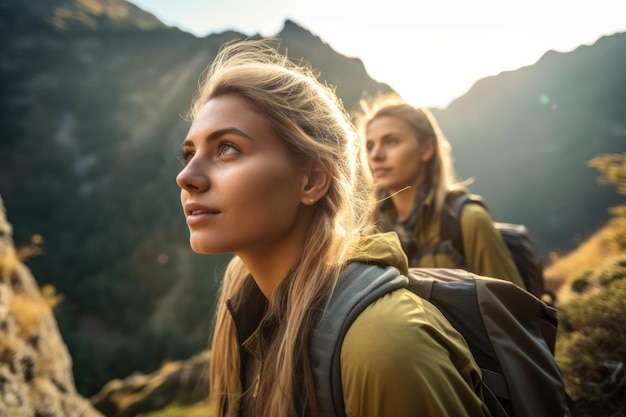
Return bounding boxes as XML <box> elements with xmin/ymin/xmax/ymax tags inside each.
<box><xmin>191</xmin><ymin>209</ymin><xmax>213</xmax><ymax>215</ymax></box>
<box><xmin>185</xmin><ymin>202</ymin><xmax>218</xmax><ymax>216</ymax></box>
<box><xmin>373</xmin><ymin>167</ymin><xmax>391</xmax><ymax>177</ymax></box>
<box><xmin>184</xmin><ymin>203</ymin><xmax>220</xmax><ymax>225</ymax></box>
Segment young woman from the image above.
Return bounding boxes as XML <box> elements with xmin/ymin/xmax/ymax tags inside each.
<box><xmin>355</xmin><ymin>94</ymin><xmax>524</xmax><ymax>287</ymax></box>
<box><xmin>176</xmin><ymin>39</ymin><xmax>492</xmax><ymax>417</ymax></box>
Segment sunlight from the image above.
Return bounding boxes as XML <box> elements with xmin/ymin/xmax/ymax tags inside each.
<box><xmin>127</xmin><ymin>0</ymin><xmax>626</xmax><ymax>108</ymax></box>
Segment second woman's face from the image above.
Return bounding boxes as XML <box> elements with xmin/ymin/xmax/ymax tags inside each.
<box><xmin>176</xmin><ymin>94</ymin><xmax>310</xmax><ymax>257</ymax></box>
<box><xmin>366</xmin><ymin>115</ymin><xmax>429</xmax><ymax>193</ymax></box>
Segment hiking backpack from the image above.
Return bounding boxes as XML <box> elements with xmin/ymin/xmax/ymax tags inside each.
<box><xmin>416</xmin><ymin>192</ymin><xmax>556</xmax><ymax>305</ymax></box>
<box><xmin>310</xmin><ymin>262</ymin><xmax>571</xmax><ymax>417</ymax></box>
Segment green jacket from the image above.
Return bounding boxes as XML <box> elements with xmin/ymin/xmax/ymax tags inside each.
<box><xmin>377</xmin><ymin>188</ymin><xmax>524</xmax><ymax>288</ymax></box>
<box><xmin>227</xmin><ymin>232</ymin><xmax>491</xmax><ymax>417</ymax></box>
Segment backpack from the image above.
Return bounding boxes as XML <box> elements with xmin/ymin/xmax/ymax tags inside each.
<box><xmin>310</xmin><ymin>262</ymin><xmax>572</xmax><ymax>417</ymax></box>
<box><xmin>416</xmin><ymin>192</ymin><xmax>556</xmax><ymax>305</ymax></box>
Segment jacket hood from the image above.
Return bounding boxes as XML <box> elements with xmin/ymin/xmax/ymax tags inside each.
<box><xmin>348</xmin><ymin>232</ymin><xmax>409</xmax><ymax>276</ymax></box>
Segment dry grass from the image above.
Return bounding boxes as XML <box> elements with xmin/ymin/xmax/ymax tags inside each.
<box><xmin>15</xmin><ymin>234</ymin><xmax>44</xmax><ymax>262</ymax></box>
<box><xmin>9</xmin><ymin>292</ymin><xmax>48</xmax><ymax>337</ymax></box>
<box><xmin>0</xmin><ymin>242</ymin><xmax>18</xmax><ymax>277</ymax></box>
<box><xmin>40</xmin><ymin>284</ymin><xmax>64</xmax><ymax>309</ymax></box>
<box><xmin>545</xmin><ymin>220</ymin><xmax>625</xmax><ymax>306</ymax></box>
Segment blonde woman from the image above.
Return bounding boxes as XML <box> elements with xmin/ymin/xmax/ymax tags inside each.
<box><xmin>356</xmin><ymin>94</ymin><xmax>524</xmax><ymax>287</ymax></box>
<box><xmin>176</xmin><ymin>39</ymin><xmax>492</xmax><ymax>417</ymax></box>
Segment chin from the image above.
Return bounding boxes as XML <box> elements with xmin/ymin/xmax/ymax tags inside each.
<box><xmin>189</xmin><ymin>236</ymin><xmax>230</xmax><ymax>255</ymax></box>
<box><xmin>189</xmin><ymin>237</ymin><xmax>212</xmax><ymax>255</ymax></box>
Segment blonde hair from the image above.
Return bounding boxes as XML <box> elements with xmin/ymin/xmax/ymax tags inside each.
<box><xmin>354</xmin><ymin>92</ymin><xmax>467</xmax><ymax>216</ymax></box>
<box><xmin>192</xmin><ymin>38</ymin><xmax>375</xmax><ymax>417</ymax></box>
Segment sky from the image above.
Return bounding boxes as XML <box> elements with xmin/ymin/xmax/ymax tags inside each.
<box><xmin>128</xmin><ymin>0</ymin><xmax>626</xmax><ymax>109</ymax></box>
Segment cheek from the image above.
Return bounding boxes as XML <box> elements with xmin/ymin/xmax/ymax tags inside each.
<box><xmin>225</xmin><ymin>163</ymin><xmax>301</xmax><ymax>218</ymax></box>
<box><xmin>400</xmin><ymin>144</ymin><xmax>423</xmax><ymax>167</ymax></box>
<box><xmin>245</xmin><ymin>173</ymin><xmax>298</xmax><ymax>214</ymax></box>
<box><xmin>391</xmin><ymin>153</ymin><xmax>422</xmax><ymax>181</ymax></box>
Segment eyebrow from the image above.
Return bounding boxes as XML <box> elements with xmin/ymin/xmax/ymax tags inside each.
<box><xmin>182</xmin><ymin>127</ymin><xmax>255</xmax><ymax>148</ymax></box>
<box><xmin>367</xmin><ymin>132</ymin><xmax>400</xmax><ymax>142</ymax></box>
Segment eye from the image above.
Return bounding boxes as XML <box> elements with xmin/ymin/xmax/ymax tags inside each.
<box><xmin>178</xmin><ymin>148</ymin><xmax>194</xmax><ymax>166</ymax></box>
<box><xmin>217</xmin><ymin>141</ymin><xmax>240</xmax><ymax>157</ymax></box>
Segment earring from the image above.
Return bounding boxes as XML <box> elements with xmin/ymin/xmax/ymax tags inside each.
<box><xmin>309</xmin><ymin>198</ymin><xmax>314</xmax><ymax>204</ymax></box>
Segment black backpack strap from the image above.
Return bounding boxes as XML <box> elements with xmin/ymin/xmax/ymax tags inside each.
<box><xmin>443</xmin><ymin>192</ymin><xmax>468</xmax><ymax>256</ymax></box>
<box><xmin>444</xmin><ymin>192</ymin><xmax>489</xmax><ymax>255</ymax></box>
<box><xmin>416</xmin><ymin>192</ymin><xmax>489</xmax><ymax>269</ymax></box>
<box><xmin>481</xmin><ymin>384</ymin><xmax>511</xmax><ymax>417</ymax></box>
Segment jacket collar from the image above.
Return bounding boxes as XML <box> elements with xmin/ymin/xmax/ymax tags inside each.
<box><xmin>225</xmin><ymin>231</ymin><xmax>409</xmax><ymax>341</ymax></box>
<box><xmin>226</xmin><ymin>275</ymin><xmax>269</xmax><ymax>344</ymax></box>
<box><xmin>347</xmin><ymin>232</ymin><xmax>409</xmax><ymax>276</ymax></box>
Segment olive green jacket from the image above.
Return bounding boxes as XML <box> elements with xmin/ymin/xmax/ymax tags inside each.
<box><xmin>377</xmin><ymin>189</ymin><xmax>524</xmax><ymax>288</ymax></box>
<box><xmin>343</xmin><ymin>233</ymin><xmax>492</xmax><ymax>417</ymax></box>
<box><xmin>227</xmin><ymin>233</ymin><xmax>492</xmax><ymax>417</ymax></box>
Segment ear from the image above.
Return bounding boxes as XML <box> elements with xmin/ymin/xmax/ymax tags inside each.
<box><xmin>420</xmin><ymin>138</ymin><xmax>435</xmax><ymax>162</ymax></box>
<box><xmin>300</xmin><ymin>161</ymin><xmax>331</xmax><ymax>206</ymax></box>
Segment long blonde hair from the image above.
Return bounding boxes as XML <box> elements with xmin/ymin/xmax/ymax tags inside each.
<box><xmin>355</xmin><ymin>93</ymin><xmax>466</xmax><ymax>217</ymax></box>
<box><xmin>191</xmin><ymin>38</ymin><xmax>375</xmax><ymax>417</ymax></box>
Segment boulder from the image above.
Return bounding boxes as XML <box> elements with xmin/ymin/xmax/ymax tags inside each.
<box><xmin>90</xmin><ymin>350</ymin><xmax>210</xmax><ymax>417</ymax></box>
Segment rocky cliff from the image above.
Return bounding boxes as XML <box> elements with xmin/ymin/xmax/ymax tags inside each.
<box><xmin>0</xmin><ymin>194</ymin><xmax>103</xmax><ymax>417</ymax></box>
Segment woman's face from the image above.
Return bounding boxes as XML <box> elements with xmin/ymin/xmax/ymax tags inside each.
<box><xmin>176</xmin><ymin>94</ymin><xmax>310</xmax><ymax>258</ymax></box>
<box><xmin>365</xmin><ymin>115</ymin><xmax>431</xmax><ymax>193</ymax></box>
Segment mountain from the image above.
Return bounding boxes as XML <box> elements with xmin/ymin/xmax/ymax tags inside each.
<box><xmin>432</xmin><ymin>33</ymin><xmax>626</xmax><ymax>254</ymax></box>
<box><xmin>0</xmin><ymin>0</ymin><xmax>168</xmax><ymax>32</ymax></box>
<box><xmin>0</xmin><ymin>0</ymin><xmax>623</xmax><ymax>399</ymax></box>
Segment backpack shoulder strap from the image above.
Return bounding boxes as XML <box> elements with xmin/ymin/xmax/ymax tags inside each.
<box><xmin>439</xmin><ymin>192</ymin><xmax>489</xmax><ymax>267</ymax></box>
<box><xmin>310</xmin><ymin>262</ymin><xmax>407</xmax><ymax>417</ymax></box>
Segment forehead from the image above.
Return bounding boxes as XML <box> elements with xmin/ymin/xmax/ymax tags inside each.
<box><xmin>184</xmin><ymin>94</ymin><xmax>294</xmax><ymax>158</ymax></box>
<box><xmin>184</xmin><ymin>94</ymin><xmax>284</xmax><ymax>151</ymax></box>
<box><xmin>366</xmin><ymin>115</ymin><xmax>412</xmax><ymax>138</ymax></box>
<box><xmin>188</xmin><ymin>94</ymin><xmax>259</xmax><ymax>134</ymax></box>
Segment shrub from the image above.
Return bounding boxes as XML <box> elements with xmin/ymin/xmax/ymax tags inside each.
<box><xmin>556</xmin><ymin>278</ymin><xmax>626</xmax><ymax>416</ymax></box>
<box><xmin>595</xmin><ymin>254</ymin><xmax>626</xmax><ymax>287</ymax></box>
<box><xmin>570</xmin><ymin>270</ymin><xmax>593</xmax><ymax>293</ymax></box>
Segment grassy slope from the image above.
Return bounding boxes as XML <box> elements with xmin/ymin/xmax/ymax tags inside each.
<box><xmin>544</xmin><ymin>219</ymin><xmax>624</xmax><ymax>306</ymax></box>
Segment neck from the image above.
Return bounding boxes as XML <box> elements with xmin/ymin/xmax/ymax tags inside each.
<box><xmin>241</xmin><ymin>254</ymin><xmax>297</xmax><ymax>303</ymax></box>
<box><xmin>237</xmin><ymin>210</ymin><xmax>312</xmax><ymax>302</ymax></box>
<box><xmin>390</xmin><ymin>179</ymin><xmax>427</xmax><ymax>221</ymax></box>
<box><xmin>390</xmin><ymin>188</ymin><xmax>415</xmax><ymax>221</ymax></box>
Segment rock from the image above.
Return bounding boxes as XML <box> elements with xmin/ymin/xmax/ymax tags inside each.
<box><xmin>90</xmin><ymin>350</ymin><xmax>210</xmax><ymax>417</ymax></box>
<box><xmin>0</xmin><ymin>194</ymin><xmax>104</xmax><ymax>417</ymax></box>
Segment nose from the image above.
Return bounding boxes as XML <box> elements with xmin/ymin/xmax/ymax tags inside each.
<box><xmin>369</xmin><ymin>143</ymin><xmax>384</xmax><ymax>161</ymax></box>
<box><xmin>176</xmin><ymin>159</ymin><xmax>210</xmax><ymax>193</ymax></box>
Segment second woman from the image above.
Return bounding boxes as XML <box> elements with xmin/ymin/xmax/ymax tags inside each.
<box><xmin>356</xmin><ymin>94</ymin><xmax>524</xmax><ymax>287</ymax></box>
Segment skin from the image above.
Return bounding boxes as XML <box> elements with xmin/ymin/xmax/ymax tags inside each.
<box><xmin>176</xmin><ymin>94</ymin><xmax>327</xmax><ymax>300</ymax></box>
<box><xmin>366</xmin><ymin>116</ymin><xmax>433</xmax><ymax>221</ymax></box>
